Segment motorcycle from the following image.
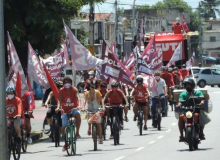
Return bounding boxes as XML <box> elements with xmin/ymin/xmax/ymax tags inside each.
<box><xmin>179</xmin><ymin>96</ymin><xmax>204</xmax><ymax>151</ymax></box>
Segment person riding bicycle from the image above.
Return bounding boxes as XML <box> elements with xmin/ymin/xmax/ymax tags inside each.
<box><xmin>103</xmin><ymin>81</ymin><xmax>129</xmax><ymax>139</ymax></box>
<box><xmin>21</xmin><ymin>90</ymin><xmax>35</xmax><ymax>144</ymax></box>
<box><xmin>58</xmin><ymin>70</ymin><xmax>65</xmax><ymax>82</ymax></box>
<box><xmin>83</xmin><ymin>81</ymin><xmax>104</xmax><ymax>144</ymax></box>
<box><xmin>151</xmin><ymin>72</ymin><xmax>168</xmax><ymax>123</ymax></box>
<box><xmin>176</xmin><ymin>78</ymin><xmax>205</xmax><ymax>142</ymax></box>
<box><xmin>180</xmin><ymin>64</ymin><xmax>189</xmax><ymax>80</ymax></box>
<box><xmin>130</xmin><ymin>75</ymin><xmax>151</xmax><ymax>130</ymax></box>
<box><xmin>95</xmin><ymin>79</ymin><xmax>102</xmax><ymax>90</ymax></box>
<box><xmin>172</xmin><ymin>67</ymin><xmax>183</xmax><ymax>87</ymax></box>
<box><xmin>161</xmin><ymin>66</ymin><xmax>175</xmax><ymax>104</ymax></box>
<box><xmin>84</xmin><ymin>70</ymin><xmax>96</xmax><ymax>90</ymax></box>
<box><xmin>45</xmin><ymin>78</ymin><xmax>63</xmax><ymax>138</ymax></box>
<box><xmin>56</xmin><ymin>77</ymin><xmax>81</xmax><ymax>151</ymax></box>
<box><xmin>6</xmin><ymin>86</ymin><xmax>23</xmax><ymax>143</ymax></box>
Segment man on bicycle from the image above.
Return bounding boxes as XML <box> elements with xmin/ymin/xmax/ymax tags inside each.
<box><xmin>180</xmin><ymin>64</ymin><xmax>189</xmax><ymax>80</ymax></box>
<box><xmin>21</xmin><ymin>90</ymin><xmax>35</xmax><ymax>144</ymax></box>
<box><xmin>56</xmin><ymin>77</ymin><xmax>81</xmax><ymax>151</ymax></box>
<box><xmin>176</xmin><ymin>78</ymin><xmax>205</xmax><ymax>142</ymax></box>
<box><xmin>151</xmin><ymin>72</ymin><xmax>167</xmax><ymax>126</ymax></box>
<box><xmin>172</xmin><ymin>67</ymin><xmax>182</xmax><ymax>86</ymax></box>
<box><xmin>103</xmin><ymin>82</ymin><xmax>128</xmax><ymax>139</ymax></box>
<box><xmin>130</xmin><ymin>75</ymin><xmax>151</xmax><ymax>130</ymax></box>
<box><xmin>6</xmin><ymin>86</ymin><xmax>23</xmax><ymax>143</ymax></box>
<box><xmin>83</xmin><ymin>81</ymin><xmax>104</xmax><ymax>144</ymax></box>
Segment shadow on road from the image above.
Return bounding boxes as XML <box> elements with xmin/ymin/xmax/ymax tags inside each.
<box><xmin>133</xmin><ymin>133</ymin><xmax>159</xmax><ymax>136</ymax></box>
<box><xmin>177</xmin><ymin>148</ymin><xmax>213</xmax><ymax>152</ymax></box>
<box><xmin>22</xmin><ymin>150</ymin><xmax>53</xmax><ymax>154</ymax></box>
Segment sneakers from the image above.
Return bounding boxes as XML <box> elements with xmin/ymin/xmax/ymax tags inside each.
<box><xmin>27</xmin><ymin>137</ymin><xmax>32</xmax><ymax>144</ymax></box>
<box><xmin>87</xmin><ymin>129</ymin><xmax>91</xmax><ymax>136</ymax></box>
<box><xmin>109</xmin><ymin>134</ymin><xmax>113</xmax><ymax>139</ymax></box>
<box><xmin>199</xmin><ymin>133</ymin><xmax>206</xmax><ymax>140</ymax></box>
<box><xmin>62</xmin><ymin>145</ymin><xmax>66</xmax><ymax>151</ymax></box>
<box><xmin>99</xmin><ymin>139</ymin><xmax>103</xmax><ymax>144</ymax></box>
<box><xmin>133</xmin><ymin>115</ymin><xmax>137</xmax><ymax>121</ymax></box>
<box><xmin>120</xmin><ymin>121</ymin><xmax>124</xmax><ymax>129</ymax></box>
<box><xmin>143</xmin><ymin>125</ymin><xmax>148</xmax><ymax>130</ymax></box>
<box><xmin>162</xmin><ymin>111</ymin><xmax>166</xmax><ymax>117</ymax></box>
<box><xmin>124</xmin><ymin>116</ymin><xmax>129</xmax><ymax>122</ymax></box>
<box><xmin>75</xmin><ymin>133</ymin><xmax>81</xmax><ymax>139</ymax></box>
<box><xmin>179</xmin><ymin>136</ymin><xmax>185</xmax><ymax>142</ymax></box>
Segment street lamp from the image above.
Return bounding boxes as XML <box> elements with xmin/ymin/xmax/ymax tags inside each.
<box><xmin>132</xmin><ymin>0</ymin><xmax>136</xmax><ymax>42</ymax></box>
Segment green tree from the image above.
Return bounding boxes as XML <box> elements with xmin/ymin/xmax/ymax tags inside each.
<box><xmin>200</xmin><ymin>0</ymin><xmax>220</xmax><ymax>21</ymax></box>
<box><xmin>4</xmin><ymin>0</ymin><xmax>105</xmax><ymax>72</ymax></box>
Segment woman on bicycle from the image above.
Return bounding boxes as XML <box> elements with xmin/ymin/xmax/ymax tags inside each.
<box><xmin>103</xmin><ymin>82</ymin><xmax>128</xmax><ymax>139</ymax></box>
<box><xmin>83</xmin><ymin>81</ymin><xmax>104</xmax><ymax>144</ymax></box>
<box><xmin>6</xmin><ymin>86</ymin><xmax>23</xmax><ymax>143</ymax></box>
<box><xmin>130</xmin><ymin>75</ymin><xmax>151</xmax><ymax>130</ymax></box>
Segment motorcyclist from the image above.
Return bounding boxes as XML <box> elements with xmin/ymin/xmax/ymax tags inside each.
<box><xmin>176</xmin><ymin>78</ymin><xmax>205</xmax><ymax>142</ymax></box>
<box><xmin>130</xmin><ymin>75</ymin><xmax>151</xmax><ymax>130</ymax></box>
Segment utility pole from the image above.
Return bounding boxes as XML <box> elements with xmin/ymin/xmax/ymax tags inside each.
<box><xmin>89</xmin><ymin>2</ymin><xmax>95</xmax><ymax>55</ymax></box>
<box><xmin>115</xmin><ymin>0</ymin><xmax>117</xmax><ymax>56</ymax></box>
<box><xmin>132</xmin><ymin>0</ymin><xmax>136</xmax><ymax>43</ymax></box>
<box><xmin>0</xmin><ymin>0</ymin><xmax>8</xmax><ymax>159</ymax></box>
<box><xmin>199</xmin><ymin>1</ymin><xmax>202</xmax><ymax>65</ymax></box>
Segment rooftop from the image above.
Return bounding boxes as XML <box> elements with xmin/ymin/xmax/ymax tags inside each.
<box><xmin>84</xmin><ymin>13</ymin><xmax>112</xmax><ymax>21</ymax></box>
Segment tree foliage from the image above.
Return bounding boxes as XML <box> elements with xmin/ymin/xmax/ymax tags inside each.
<box><xmin>200</xmin><ymin>0</ymin><xmax>220</xmax><ymax>21</ymax></box>
<box><xmin>4</xmin><ymin>0</ymin><xmax>105</xmax><ymax>72</ymax></box>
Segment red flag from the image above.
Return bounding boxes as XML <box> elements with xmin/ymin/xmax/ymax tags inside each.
<box><xmin>26</xmin><ymin>77</ymin><xmax>36</xmax><ymax>112</ymax></box>
<box><xmin>142</xmin><ymin>35</ymin><xmax>156</xmax><ymax>62</ymax></box>
<box><xmin>27</xmin><ymin>77</ymin><xmax>33</xmax><ymax>91</ymax></box>
<box><xmin>15</xmin><ymin>72</ymin><xmax>21</xmax><ymax>98</ymax></box>
<box><xmin>182</xmin><ymin>13</ymin><xmax>189</xmax><ymax>33</ymax></box>
<box><xmin>42</xmin><ymin>63</ymin><xmax>59</xmax><ymax>103</ymax></box>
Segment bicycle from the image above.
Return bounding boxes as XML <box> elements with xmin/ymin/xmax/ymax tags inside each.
<box><xmin>53</xmin><ymin>112</ymin><xmax>61</xmax><ymax>147</ymax></box>
<box><xmin>59</xmin><ymin>108</ymin><xmax>77</xmax><ymax>156</ymax></box>
<box><xmin>101</xmin><ymin>110</ymin><xmax>107</xmax><ymax>140</ymax></box>
<box><xmin>152</xmin><ymin>96</ymin><xmax>163</xmax><ymax>130</ymax></box>
<box><xmin>7</xmin><ymin>117</ymin><xmax>21</xmax><ymax>160</ymax></box>
<box><xmin>106</xmin><ymin>104</ymin><xmax>124</xmax><ymax>145</ymax></box>
<box><xmin>21</xmin><ymin>112</ymin><xmax>28</xmax><ymax>152</ymax></box>
<box><xmin>87</xmin><ymin>109</ymin><xmax>105</xmax><ymax>151</ymax></box>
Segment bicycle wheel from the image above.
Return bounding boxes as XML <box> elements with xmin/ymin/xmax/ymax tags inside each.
<box><xmin>65</xmin><ymin>127</ymin><xmax>73</xmax><ymax>156</ymax></box>
<box><xmin>101</xmin><ymin>117</ymin><xmax>106</xmax><ymax>140</ymax></box>
<box><xmin>92</xmin><ymin>124</ymin><xmax>97</xmax><ymax>151</ymax></box>
<box><xmin>116</xmin><ymin>117</ymin><xmax>120</xmax><ymax>144</ymax></box>
<box><xmin>113</xmin><ymin>117</ymin><xmax>117</xmax><ymax>145</ymax></box>
<box><xmin>157</xmin><ymin>108</ymin><xmax>161</xmax><ymax>131</ymax></box>
<box><xmin>21</xmin><ymin>129</ymin><xmax>27</xmax><ymax>152</ymax></box>
<box><xmin>13</xmin><ymin>137</ymin><xmax>21</xmax><ymax>160</ymax></box>
<box><xmin>43</xmin><ymin>117</ymin><xmax>50</xmax><ymax>134</ymax></box>
<box><xmin>54</xmin><ymin>118</ymin><xmax>60</xmax><ymax>147</ymax></box>
<box><xmin>8</xmin><ymin>131</ymin><xmax>12</xmax><ymax>160</ymax></box>
<box><xmin>139</xmin><ymin>112</ymin><xmax>143</xmax><ymax>135</ymax></box>
<box><xmin>71</xmin><ymin>125</ymin><xmax>76</xmax><ymax>155</ymax></box>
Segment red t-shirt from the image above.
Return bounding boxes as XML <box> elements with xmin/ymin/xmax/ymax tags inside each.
<box><xmin>180</xmin><ymin>69</ymin><xmax>189</xmax><ymax>79</ymax></box>
<box><xmin>61</xmin><ymin>87</ymin><xmax>79</xmax><ymax>113</ymax></box>
<box><xmin>172</xmin><ymin>22</ymin><xmax>184</xmax><ymax>34</ymax></box>
<box><xmin>161</xmin><ymin>71</ymin><xmax>175</xmax><ymax>87</ymax></box>
<box><xmin>134</xmin><ymin>84</ymin><xmax>148</xmax><ymax>103</ymax></box>
<box><xmin>6</xmin><ymin>97</ymin><xmax>23</xmax><ymax>118</ymax></box>
<box><xmin>108</xmin><ymin>89</ymin><xmax>123</xmax><ymax>106</ymax></box>
<box><xmin>21</xmin><ymin>91</ymin><xmax>35</xmax><ymax>112</ymax></box>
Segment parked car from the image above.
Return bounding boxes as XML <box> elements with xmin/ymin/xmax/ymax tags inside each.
<box><xmin>189</xmin><ymin>67</ymin><xmax>220</xmax><ymax>88</ymax></box>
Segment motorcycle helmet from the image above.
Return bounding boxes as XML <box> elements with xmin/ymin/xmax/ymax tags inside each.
<box><xmin>183</xmin><ymin>78</ymin><xmax>195</xmax><ymax>90</ymax></box>
<box><xmin>6</xmin><ymin>86</ymin><xmax>15</xmax><ymax>92</ymax></box>
<box><xmin>111</xmin><ymin>81</ymin><xmax>119</xmax><ymax>88</ymax></box>
<box><xmin>136</xmin><ymin>75</ymin><xmax>144</xmax><ymax>85</ymax></box>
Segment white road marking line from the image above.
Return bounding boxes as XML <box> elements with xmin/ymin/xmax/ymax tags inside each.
<box><xmin>172</xmin><ymin>123</ymin><xmax>177</xmax><ymax>126</ymax></box>
<box><xmin>166</xmin><ymin>129</ymin><xmax>171</xmax><ymax>132</ymax></box>
<box><xmin>148</xmin><ymin>141</ymin><xmax>156</xmax><ymax>144</ymax></box>
<box><xmin>135</xmin><ymin>147</ymin><xmax>145</xmax><ymax>152</ymax></box>
<box><xmin>213</xmin><ymin>92</ymin><xmax>220</xmax><ymax>93</ymax></box>
<box><xmin>157</xmin><ymin>135</ymin><xmax>164</xmax><ymax>139</ymax></box>
<box><xmin>114</xmin><ymin>156</ymin><xmax>126</xmax><ymax>160</ymax></box>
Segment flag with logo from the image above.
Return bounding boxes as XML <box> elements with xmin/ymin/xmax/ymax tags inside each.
<box><xmin>27</xmin><ymin>42</ymin><xmax>50</xmax><ymax>89</ymax></box>
<box><xmin>147</xmin><ymin>47</ymin><xmax>163</xmax><ymax>71</ymax></box>
<box><xmin>142</xmin><ymin>74</ymin><xmax>158</xmax><ymax>95</ymax></box>
<box><xmin>7</xmin><ymin>32</ymin><xmax>29</xmax><ymax>96</ymax></box>
<box><xmin>166</xmin><ymin>42</ymin><xmax>183</xmax><ymax>67</ymax></box>
<box><xmin>142</xmin><ymin>35</ymin><xmax>156</xmax><ymax>63</ymax></box>
<box><xmin>63</xmin><ymin>21</ymin><xmax>104</xmax><ymax>70</ymax></box>
<box><xmin>186</xmin><ymin>51</ymin><xmax>195</xmax><ymax>69</ymax></box>
<box><xmin>182</xmin><ymin>13</ymin><xmax>189</xmax><ymax>33</ymax></box>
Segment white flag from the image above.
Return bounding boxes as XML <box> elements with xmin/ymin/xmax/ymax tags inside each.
<box><xmin>166</xmin><ymin>42</ymin><xmax>182</xmax><ymax>67</ymax></box>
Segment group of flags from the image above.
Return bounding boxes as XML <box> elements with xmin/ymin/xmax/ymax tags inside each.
<box><xmin>7</xmin><ymin>12</ymin><xmax>193</xmax><ymax>99</ymax></box>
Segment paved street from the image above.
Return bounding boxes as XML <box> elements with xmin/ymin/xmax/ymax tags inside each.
<box><xmin>21</xmin><ymin>86</ymin><xmax>220</xmax><ymax>160</ymax></box>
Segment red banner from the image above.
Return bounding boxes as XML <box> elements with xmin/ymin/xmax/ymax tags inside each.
<box><xmin>154</xmin><ymin>34</ymin><xmax>185</xmax><ymax>61</ymax></box>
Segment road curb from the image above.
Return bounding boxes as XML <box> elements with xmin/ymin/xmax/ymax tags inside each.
<box><xmin>31</xmin><ymin>130</ymin><xmax>43</xmax><ymax>142</ymax></box>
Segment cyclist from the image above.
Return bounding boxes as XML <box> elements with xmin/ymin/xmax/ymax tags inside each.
<box><xmin>151</xmin><ymin>72</ymin><xmax>167</xmax><ymax>126</ymax></box>
<box><xmin>56</xmin><ymin>77</ymin><xmax>81</xmax><ymax>151</ymax></box>
<box><xmin>130</xmin><ymin>75</ymin><xmax>151</xmax><ymax>130</ymax></box>
<box><xmin>179</xmin><ymin>64</ymin><xmax>189</xmax><ymax>80</ymax></box>
<box><xmin>95</xmin><ymin>79</ymin><xmax>102</xmax><ymax>90</ymax></box>
<box><xmin>21</xmin><ymin>90</ymin><xmax>35</xmax><ymax>144</ymax></box>
<box><xmin>161</xmin><ymin>66</ymin><xmax>175</xmax><ymax>104</ymax></box>
<box><xmin>103</xmin><ymin>82</ymin><xmax>128</xmax><ymax>139</ymax></box>
<box><xmin>119</xmin><ymin>82</ymin><xmax>129</xmax><ymax>122</ymax></box>
<box><xmin>83</xmin><ymin>81</ymin><xmax>104</xmax><ymax>144</ymax></box>
<box><xmin>84</xmin><ymin>70</ymin><xmax>96</xmax><ymax>90</ymax></box>
<box><xmin>172</xmin><ymin>67</ymin><xmax>182</xmax><ymax>87</ymax></box>
<box><xmin>59</xmin><ymin>70</ymin><xmax>65</xmax><ymax>82</ymax></box>
<box><xmin>176</xmin><ymin>78</ymin><xmax>205</xmax><ymax>142</ymax></box>
<box><xmin>45</xmin><ymin>78</ymin><xmax>63</xmax><ymax>138</ymax></box>
<box><xmin>6</xmin><ymin>86</ymin><xmax>23</xmax><ymax>143</ymax></box>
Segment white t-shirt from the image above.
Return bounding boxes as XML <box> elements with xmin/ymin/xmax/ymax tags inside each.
<box><xmin>152</xmin><ymin>78</ymin><xmax>167</xmax><ymax>97</ymax></box>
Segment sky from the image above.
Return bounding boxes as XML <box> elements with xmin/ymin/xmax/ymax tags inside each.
<box><xmin>81</xmin><ymin>0</ymin><xmax>202</xmax><ymax>13</ymax></box>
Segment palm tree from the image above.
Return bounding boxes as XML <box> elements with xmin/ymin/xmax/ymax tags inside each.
<box><xmin>200</xmin><ymin>0</ymin><xmax>220</xmax><ymax>21</ymax></box>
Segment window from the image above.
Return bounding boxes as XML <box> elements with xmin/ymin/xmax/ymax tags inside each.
<box><xmin>192</xmin><ymin>69</ymin><xmax>200</xmax><ymax>74</ymax></box>
<box><xmin>201</xmin><ymin>69</ymin><xmax>211</xmax><ymax>74</ymax></box>
<box><xmin>211</xmin><ymin>69</ymin><xmax>220</xmax><ymax>75</ymax></box>
<box><xmin>210</xmin><ymin>37</ymin><xmax>216</xmax><ymax>42</ymax></box>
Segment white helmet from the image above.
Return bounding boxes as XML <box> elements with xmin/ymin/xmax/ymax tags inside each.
<box><xmin>88</xmin><ymin>71</ymin><xmax>94</xmax><ymax>75</ymax></box>
<box><xmin>136</xmin><ymin>75</ymin><xmax>143</xmax><ymax>80</ymax></box>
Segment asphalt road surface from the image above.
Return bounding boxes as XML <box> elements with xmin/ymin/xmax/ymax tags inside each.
<box><xmin>21</xmin><ymin>86</ymin><xmax>220</xmax><ymax>160</ymax></box>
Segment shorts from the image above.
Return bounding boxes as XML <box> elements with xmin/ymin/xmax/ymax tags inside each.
<box><xmin>61</xmin><ymin>109</ymin><xmax>80</xmax><ymax>127</ymax></box>
<box><xmin>135</xmin><ymin>101</ymin><xmax>148</xmax><ymax>107</ymax></box>
<box><xmin>8</xmin><ymin>119</ymin><xmax>21</xmax><ymax>127</ymax></box>
<box><xmin>46</xmin><ymin>106</ymin><xmax>56</xmax><ymax>118</ymax></box>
